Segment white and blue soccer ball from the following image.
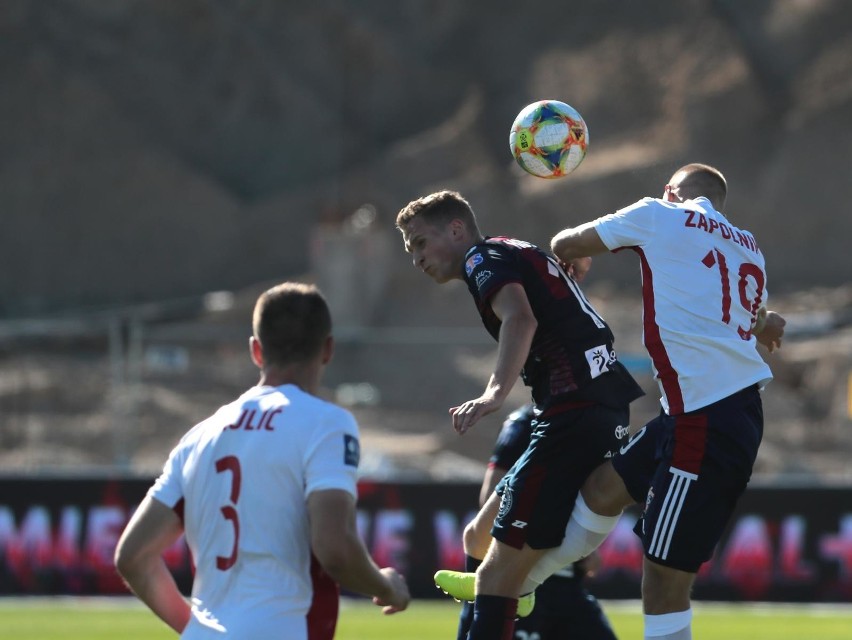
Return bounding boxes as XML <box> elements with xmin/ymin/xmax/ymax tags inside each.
<box><xmin>509</xmin><ymin>99</ymin><xmax>589</xmax><ymax>179</ymax></box>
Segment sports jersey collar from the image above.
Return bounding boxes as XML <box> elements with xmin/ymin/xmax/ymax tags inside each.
<box><xmin>464</xmin><ymin>237</ymin><xmax>489</xmax><ymax>259</ymax></box>
<box><xmin>683</xmin><ymin>196</ymin><xmax>713</xmax><ymax>210</ymax></box>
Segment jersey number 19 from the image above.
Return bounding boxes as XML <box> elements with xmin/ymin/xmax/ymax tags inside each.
<box><xmin>701</xmin><ymin>248</ymin><xmax>765</xmax><ymax>340</ymax></box>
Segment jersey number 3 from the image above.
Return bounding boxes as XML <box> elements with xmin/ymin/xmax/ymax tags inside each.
<box><xmin>215</xmin><ymin>455</ymin><xmax>242</xmax><ymax>571</ymax></box>
<box><xmin>701</xmin><ymin>248</ymin><xmax>765</xmax><ymax>339</ymax></box>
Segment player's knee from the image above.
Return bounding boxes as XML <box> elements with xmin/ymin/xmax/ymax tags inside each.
<box><xmin>581</xmin><ymin>462</ymin><xmax>630</xmax><ymax>516</ymax></box>
<box><xmin>463</xmin><ymin>519</ymin><xmax>489</xmax><ymax>557</ymax></box>
<box><xmin>641</xmin><ymin>559</ymin><xmax>694</xmax><ymax>614</ymax></box>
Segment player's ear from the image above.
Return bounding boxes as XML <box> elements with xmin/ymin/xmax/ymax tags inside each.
<box><xmin>249</xmin><ymin>336</ymin><xmax>264</xmax><ymax>368</ymax></box>
<box><xmin>321</xmin><ymin>335</ymin><xmax>334</xmax><ymax>365</ymax></box>
<box><xmin>449</xmin><ymin>218</ymin><xmax>466</xmax><ymax>237</ymax></box>
<box><xmin>663</xmin><ymin>184</ymin><xmax>683</xmax><ymax>203</ymax></box>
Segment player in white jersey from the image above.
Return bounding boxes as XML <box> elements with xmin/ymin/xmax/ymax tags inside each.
<box><xmin>114</xmin><ymin>282</ymin><xmax>409</xmax><ymax>639</ymax></box>
<box><xmin>429</xmin><ymin>166</ymin><xmax>788</xmax><ymax>637</ymax></box>
<box><xmin>543</xmin><ymin>164</ymin><xmax>785</xmax><ymax>640</ymax></box>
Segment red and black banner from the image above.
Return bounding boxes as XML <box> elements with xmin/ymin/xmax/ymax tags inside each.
<box><xmin>0</xmin><ymin>477</ymin><xmax>850</xmax><ymax>602</ymax></box>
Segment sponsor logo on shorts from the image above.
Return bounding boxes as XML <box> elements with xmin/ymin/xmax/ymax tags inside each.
<box><xmin>615</xmin><ymin>424</ymin><xmax>630</xmax><ymax>439</ymax></box>
<box><xmin>619</xmin><ymin>425</ymin><xmax>647</xmax><ymax>455</ymax></box>
<box><xmin>511</xmin><ymin>520</ymin><xmax>528</xmax><ymax>529</ymax></box>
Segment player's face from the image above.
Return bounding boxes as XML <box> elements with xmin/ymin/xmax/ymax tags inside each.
<box><xmin>402</xmin><ymin>217</ymin><xmax>464</xmax><ymax>284</ymax></box>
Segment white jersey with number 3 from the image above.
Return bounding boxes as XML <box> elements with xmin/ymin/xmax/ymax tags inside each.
<box><xmin>149</xmin><ymin>384</ymin><xmax>360</xmax><ymax>639</ymax></box>
<box><xmin>593</xmin><ymin>196</ymin><xmax>773</xmax><ymax>414</ymax></box>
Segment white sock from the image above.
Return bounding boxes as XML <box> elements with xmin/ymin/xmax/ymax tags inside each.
<box><xmin>644</xmin><ymin>609</ymin><xmax>692</xmax><ymax>639</ymax></box>
<box><xmin>521</xmin><ymin>494</ymin><xmax>620</xmax><ymax>592</ymax></box>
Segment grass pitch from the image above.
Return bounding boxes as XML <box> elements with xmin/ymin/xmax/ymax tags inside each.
<box><xmin>1</xmin><ymin>597</ymin><xmax>851</xmax><ymax>639</ymax></box>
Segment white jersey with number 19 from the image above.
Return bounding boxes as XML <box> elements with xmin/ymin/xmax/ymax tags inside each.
<box><xmin>149</xmin><ymin>384</ymin><xmax>360</xmax><ymax>640</ymax></box>
<box><xmin>593</xmin><ymin>196</ymin><xmax>773</xmax><ymax>415</ymax></box>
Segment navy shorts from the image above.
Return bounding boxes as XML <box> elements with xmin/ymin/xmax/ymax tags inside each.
<box><xmin>612</xmin><ymin>385</ymin><xmax>764</xmax><ymax>572</ymax></box>
<box><xmin>493</xmin><ymin>402</ymin><xmax>632</xmax><ymax>550</ymax></box>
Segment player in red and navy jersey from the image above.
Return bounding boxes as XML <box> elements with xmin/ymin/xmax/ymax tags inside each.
<box><xmin>396</xmin><ymin>190</ymin><xmax>643</xmax><ymax>640</ymax></box>
<box><xmin>114</xmin><ymin>283</ymin><xmax>409</xmax><ymax>639</ymax></box>
<box><xmin>548</xmin><ymin>163</ymin><xmax>786</xmax><ymax>640</ymax></box>
<box><xmin>483</xmin><ymin>404</ymin><xmax>618</xmax><ymax>640</ymax></box>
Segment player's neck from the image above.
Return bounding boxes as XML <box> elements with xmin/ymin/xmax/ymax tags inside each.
<box><xmin>257</xmin><ymin>364</ymin><xmax>322</xmax><ymax>395</ymax></box>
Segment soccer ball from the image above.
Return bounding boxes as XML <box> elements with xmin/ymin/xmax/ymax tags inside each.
<box><xmin>509</xmin><ymin>100</ymin><xmax>589</xmax><ymax>179</ymax></box>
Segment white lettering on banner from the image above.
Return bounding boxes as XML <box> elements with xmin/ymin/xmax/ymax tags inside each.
<box><xmin>86</xmin><ymin>506</ymin><xmax>125</xmax><ymax>565</ymax></box>
<box><xmin>0</xmin><ymin>486</ymin><xmax>851</xmax><ymax>602</ymax></box>
<box><xmin>357</xmin><ymin>509</ymin><xmax>413</xmax><ymax>573</ymax></box>
<box><xmin>595</xmin><ymin>510</ymin><xmax>852</xmax><ymax>600</ymax></box>
<box><xmin>0</xmin><ymin>503</ymin><xmax>190</xmax><ymax>590</ymax></box>
<box><xmin>433</xmin><ymin>510</ymin><xmax>477</xmax><ymax>570</ymax></box>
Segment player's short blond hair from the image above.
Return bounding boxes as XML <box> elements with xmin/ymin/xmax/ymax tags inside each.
<box><xmin>252</xmin><ymin>282</ymin><xmax>331</xmax><ymax>366</ymax></box>
<box><xmin>670</xmin><ymin>163</ymin><xmax>728</xmax><ymax>210</ymax></box>
<box><xmin>396</xmin><ymin>190</ymin><xmax>480</xmax><ymax>236</ymax></box>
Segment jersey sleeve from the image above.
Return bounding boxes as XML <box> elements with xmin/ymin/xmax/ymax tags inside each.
<box><xmin>593</xmin><ymin>197</ymin><xmax>659</xmax><ymax>251</ymax></box>
<box><xmin>303</xmin><ymin>406</ymin><xmax>360</xmax><ymax>499</ymax></box>
<box><xmin>148</xmin><ymin>441</ymin><xmax>187</xmax><ymax>509</ymax></box>
<box><xmin>464</xmin><ymin>244</ymin><xmax>522</xmax><ymax>301</ymax></box>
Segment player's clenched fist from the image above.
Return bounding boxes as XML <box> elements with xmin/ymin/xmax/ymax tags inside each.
<box><xmin>374</xmin><ymin>567</ymin><xmax>411</xmax><ymax>614</ymax></box>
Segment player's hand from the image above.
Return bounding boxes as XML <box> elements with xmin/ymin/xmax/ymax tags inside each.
<box><xmin>755</xmin><ymin>309</ymin><xmax>785</xmax><ymax>353</ymax></box>
<box><xmin>373</xmin><ymin>567</ymin><xmax>410</xmax><ymax>614</ymax></box>
<box><xmin>450</xmin><ymin>394</ymin><xmax>504</xmax><ymax>435</ymax></box>
<box><xmin>566</xmin><ymin>256</ymin><xmax>592</xmax><ymax>283</ymax></box>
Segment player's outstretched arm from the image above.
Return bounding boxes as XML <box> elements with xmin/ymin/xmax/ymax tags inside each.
<box><xmin>114</xmin><ymin>496</ymin><xmax>191</xmax><ymax>633</ymax></box>
<box><xmin>309</xmin><ymin>489</ymin><xmax>410</xmax><ymax>614</ymax></box>
<box><xmin>450</xmin><ymin>283</ymin><xmax>537</xmax><ymax>435</ymax></box>
<box><xmin>550</xmin><ymin>222</ymin><xmax>609</xmax><ymax>263</ymax></box>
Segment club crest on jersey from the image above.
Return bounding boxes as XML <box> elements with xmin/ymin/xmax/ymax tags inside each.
<box><xmin>585</xmin><ymin>344</ymin><xmax>617</xmax><ymax>379</ymax></box>
<box><xmin>474</xmin><ymin>269</ymin><xmax>492</xmax><ymax>288</ymax></box>
<box><xmin>465</xmin><ymin>253</ymin><xmax>483</xmax><ymax>275</ymax></box>
<box><xmin>343</xmin><ymin>434</ymin><xmax>360</xmax><ymax>467</ymax></box>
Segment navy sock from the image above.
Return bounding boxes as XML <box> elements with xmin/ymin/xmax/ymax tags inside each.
<box><xmin>455</xmin><ymin>556</ymin><xmax>482</xmax><ymax>640</ymax></box>
<box><xmin>467</xmin><ymin>594</ymin><xmax>517</xmax><ymax>640</ymax></box>
<box><xmin>465</xmin><ymin>554</ymin><xmax>483</xmax><ymax>573</ymax></box>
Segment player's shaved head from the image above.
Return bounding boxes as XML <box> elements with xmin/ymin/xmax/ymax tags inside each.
<box><xmin>669</xmin><ymin>163</ymin><xmax>728</xmax><ymax>210</ymax></box>
<box><xmin>253</xmin><ymin>282</ymin><xmax>331</xmax><ymax>366</ymax></box>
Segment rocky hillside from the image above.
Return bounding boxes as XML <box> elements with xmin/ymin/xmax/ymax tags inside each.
<box><xmin>1</xmin><ymin>1</ymin><xmax>851</xmax><ymax>480</ymax></box>
<box><xmin>2</xmin><ymin>0</ymin><xmax>851</xmax><ymax>313</ymax></box>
